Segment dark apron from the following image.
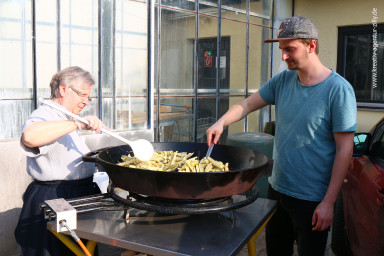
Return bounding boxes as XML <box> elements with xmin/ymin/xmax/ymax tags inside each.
<box><xmin>14</xmin><ymin>177</ymin><xmax>101</xmax><ymax>256</ymax></box>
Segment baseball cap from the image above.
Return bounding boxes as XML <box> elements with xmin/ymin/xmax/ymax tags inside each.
<box><xmin>264</xmin><ymin>16</ymin><xmax>318</xmax><ymax>43</ymax></box>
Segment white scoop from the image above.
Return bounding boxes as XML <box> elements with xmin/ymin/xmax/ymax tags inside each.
<box><xmin>39</xmin><ymin>98</ymin><xmax>154</xmax><ymax>161</ymax></box>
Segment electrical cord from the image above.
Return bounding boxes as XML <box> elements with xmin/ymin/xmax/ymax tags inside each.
<box><xmin>59</xmin><ymin>220</ymin><xmax>92</xmax><ymax>256</ymax></box>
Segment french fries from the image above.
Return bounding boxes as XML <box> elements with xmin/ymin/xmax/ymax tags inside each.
<box><xmin>118</xmin><ymin>150</ymin><xmax>229</xmax><ymax>172</ymax></box>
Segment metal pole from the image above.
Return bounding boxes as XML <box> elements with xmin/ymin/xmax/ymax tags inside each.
<box><xmin>215</xmin><ymin>0</ymin><xmax>222</xmax><ymax>124</ymax></box>
<box><xmin>56</xmin><ymin>0</ymin><xmax>61</xmax><ymax>71</ymax></box>
<box><xmin>69</xmin><ymin>0</ymin><xmax>72</xmax><ymax>66</ymax></box>
<box><xmin>32</xmin><ymin>0</ymin><xmax>37</xmax><ymax>109</ymax></box>
<box><xmin>112</xmin><ymin>0</ymin><xmax>116</xmax><ymax>129</ymax></box>
<box><xmin>97</xmin><ymin>0</ymin><xmax>102</xmax><ymax>119</ymax></box>
<box><xmin>154</xmin><ymin>0</ymin><xmax>160</xmax><ymax>140</ymax></box>
<box><xmin>244</xmin><ymin>0</ymin><xmax>250</xmax><ymax>132</ymax></box>
<box><xmin>149</xmin><ymin>0</ymin><xmax>156</xmax><ymax>135</ymax></box>
<box><xmin>269</xmin><ymin>0</ymin><xmax>275</xmax><ymax>122</ymax></box>
<box><xmin>21</xmin><ymin>0</ymin><xmax>26</xmax><ymax>89</ymax></box>
<box><xmin>193</xmin><ymin>0</ymin><xmax>199</xmax><ymax>142</ymax></box>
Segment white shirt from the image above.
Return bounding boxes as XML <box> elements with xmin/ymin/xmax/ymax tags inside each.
<box><xmin>21</xmin><ymin>102</ymin><xmax>95</xmax><ymax>181</ymax></box>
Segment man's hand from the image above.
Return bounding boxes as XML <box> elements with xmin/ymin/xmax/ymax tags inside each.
<box><xmin>82</xmin><ymin>116</ymin><xmax>107</xmax><ymax>133</ymax></box>
<box><xmin>206</xmin><ymin>120</ymin><xmax>225</xmax><ymax>146</ymax></box>
<box><xmin>312</xmin><ymin>132</ymin><xmax>354</xmax><ymax>231</ymax></box>
<box><xmin>312</xmin><ymin>200</ymin><xmax>334</xmax><ymax>231</ymax></box>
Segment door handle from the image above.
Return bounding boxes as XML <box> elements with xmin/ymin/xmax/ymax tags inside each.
<box><xmin>376</xmin><ymin>189</ymin><xmax>384</xmax><ymax>206</ymax></box>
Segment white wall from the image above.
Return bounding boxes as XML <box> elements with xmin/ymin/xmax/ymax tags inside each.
<box><xmin>294</xmin><ymin>0</ymin><xmax>384</xmax><ymax>132</ymax></box>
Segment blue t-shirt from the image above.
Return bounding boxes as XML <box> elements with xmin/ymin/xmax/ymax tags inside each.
<box><xmin>259</xmin><ymin>70</ymin><xmax>357</xmax><ymax>202</ymax></box>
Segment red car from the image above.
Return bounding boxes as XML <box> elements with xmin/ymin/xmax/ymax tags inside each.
<box><xmin>332</xmin><ymin>118</ymin><xmax>384</xmax><ymax>256</ymax></box>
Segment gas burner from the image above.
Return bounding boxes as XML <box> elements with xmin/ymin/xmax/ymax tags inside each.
<box><xmin>109</xmin><ymin>184</ymin><xmax>259</xmax><ymax>215</ymax></box>
<box><xmin>41</xmin><ymin>185</ymin><xmax>259</xmax><ymax>223</ymax></box>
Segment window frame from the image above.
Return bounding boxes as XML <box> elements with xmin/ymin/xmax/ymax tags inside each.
<box><xmin>0</xmin><ymin>0</ymin><xmax>276</xmax><ymax>141</ymax></box>
<box><xmin>337</xmin><ymin>24</ymin><xmax>384</xmax><ymax>110</ymax></box>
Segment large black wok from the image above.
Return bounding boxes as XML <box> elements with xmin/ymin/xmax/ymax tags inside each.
<box><xmin>83</xmin><ymin>142</ymin><xmax>269</xmax><ymax>199</ymax></box>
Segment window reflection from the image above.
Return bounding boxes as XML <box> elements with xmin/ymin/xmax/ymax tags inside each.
<box><xmin>338</xmin><ymin>25</ymin><xmax>384</xmax><ymax>106</ymax></box>
<box><xmin>0</xmin><ymin>0</ymin><xmax>273</xmax><ymax>140</ymax></box>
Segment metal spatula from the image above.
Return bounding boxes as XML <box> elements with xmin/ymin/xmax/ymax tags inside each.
<box><xmin>39</xmin><ymin>98</ymin><xmax>154</xmax><ymax>161</ymax></box>
<box><xmin>205</xmin><ymin>144</ymin><xmax>214</xmax><ymax>158</ymax></box>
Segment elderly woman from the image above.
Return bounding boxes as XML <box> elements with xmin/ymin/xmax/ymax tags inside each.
<box><xmin>15</xmin><ymin>66</ymin><xmax>106</xmax><ymax>256</ymax></box>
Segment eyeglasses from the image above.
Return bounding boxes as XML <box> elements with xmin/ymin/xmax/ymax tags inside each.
<box><xmin>69</xmin><ymin>86</ymin><xmax>92</xmax><ymax>102</ymax></box>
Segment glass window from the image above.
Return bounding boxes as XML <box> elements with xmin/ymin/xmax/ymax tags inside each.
<box><xmin>115</xmin><ymin>0</ymin><xmax>148</xmax><ymax>130</ymax></box>
<box><xmin>0</xmin><ymin>0</ymin><xmax>33</xmax><ymax>139</ymax></box>
<box><xmin>157</xmin><ymin>0</ymin><xmax>273</xmax><ymax>143</ymax></box>
<box><xmin>0</xmin><ymin>0</ymin><xmax>149</xmax><ymax>140</ymax></box>
<box><xmin>337</xmin><ymin>24</ymin><xmax>384</xmax><ymax>109</ymax></box>
<box><xmin>0</xmin><ymin>0</ymin><xmax>276</xmax><ymax>141</ymax></box>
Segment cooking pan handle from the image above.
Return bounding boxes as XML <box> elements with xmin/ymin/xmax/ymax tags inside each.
<box><xmin>82</xmin><ymin>147</ymin><xmax>110</xmax><ymax>163</ymax></box>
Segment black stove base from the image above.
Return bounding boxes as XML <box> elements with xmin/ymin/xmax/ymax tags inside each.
<box><xmin>109</xmin><ymin>185</ymin><xmax>259</xmax><ymax>215</ymax></box>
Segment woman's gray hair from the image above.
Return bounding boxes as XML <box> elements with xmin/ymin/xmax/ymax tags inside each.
<box><xmin>50</xmin><ymin>66</ymin><xmax>95</xmax><ymax>99</ymax></box>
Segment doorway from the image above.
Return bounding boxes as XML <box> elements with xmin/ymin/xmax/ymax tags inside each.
<box><xmin>195</xmin><ymin>37</ymin><xmax>231</xmax><ymax>142</ymax></box>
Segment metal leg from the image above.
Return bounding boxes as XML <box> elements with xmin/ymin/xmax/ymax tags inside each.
<box><xmin>246</xmin><ymin>209</ymin><xmax>276</xmax><ymax>256</ymax></box>
<box><xmin>86</xmin><ymin>240</ymin><xmax>98</xmax><ymax>255</ymax></box>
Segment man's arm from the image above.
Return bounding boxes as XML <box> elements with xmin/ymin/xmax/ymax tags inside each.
<box><xmin>206</xmin><ymin>91</ymin><xmax>269</xmax><ymax>145</ymax></box>
<box><xmin>22</xmin><ymin>120</ymin><xmax>79</xmax><ymax>147</ymax></box>
<box><xmin>22</xmin><ymin>116</ymin><xmax>106</xmax><ymax>148</ymax></box>
<box><xmin>312</xmin><ymin>131</ymin><xmax>355</xmax><ymax>231</ymax></box>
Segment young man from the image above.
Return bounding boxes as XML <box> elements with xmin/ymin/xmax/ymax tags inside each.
<box><xmin>206</xmin><ymin>16</ymin><xmax>357</xmax><ymax>255</ymax></box>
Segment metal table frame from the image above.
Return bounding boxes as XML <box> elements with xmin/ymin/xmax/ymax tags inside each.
<box><xmin>48</xmin><ymin>197</ymin><xmax>277</xmax><ymax>256</ymax></box>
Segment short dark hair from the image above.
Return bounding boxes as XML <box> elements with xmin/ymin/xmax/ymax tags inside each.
<box><xmin>301</xmin><ymin>39</ymin><xmax>319</xmax><ymax>54</ymax></box>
